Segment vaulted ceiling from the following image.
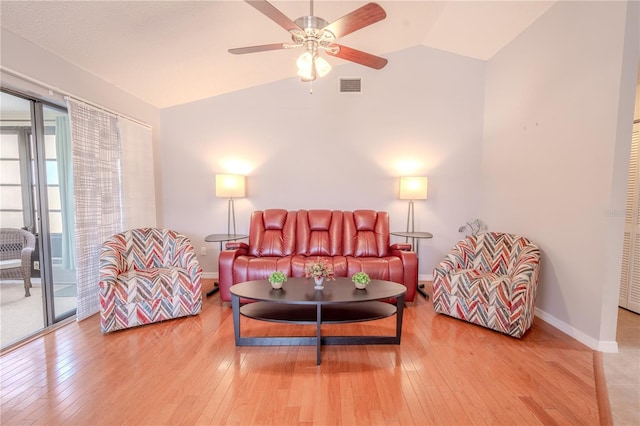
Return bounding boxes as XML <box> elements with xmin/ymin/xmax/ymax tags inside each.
<box><xmin>1</xmin><ymin>1</ymin><xmax>556</xmax><ymax>109</ymax></box>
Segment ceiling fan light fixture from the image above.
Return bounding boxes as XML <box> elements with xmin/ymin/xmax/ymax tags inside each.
<box><xmin>231</xmin><ymin>0</ymin><xmax>388</xmax><ymax>85</ymax></box>
<box><xmin>297</xmin><ymin>51</ymin><xmax>331</xmax><ymax>81</ymax></box>
<box><xmin>315</xmin><ymin>56</ymin><xmax>331</xmax><ymax>77</ymax></box>
<box><xmin>297</xmin><ymin>51</ymin><xmax>315</xmax><ymax>80</ymax></box>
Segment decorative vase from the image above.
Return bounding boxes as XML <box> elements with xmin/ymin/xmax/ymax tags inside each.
<box><xmin>271</xmin><ymin>281</ymin><xmax>284</xmax><ymax>290</ymax></box>
<box><xmin>314</xmin><ymin>276</ymin><xmax>325</xmax><ymax>290</ymax></box>
<box><xmin>354</xmin><ymin>282</ymin><xmax>367</xmax><ymax>290</ymax></box>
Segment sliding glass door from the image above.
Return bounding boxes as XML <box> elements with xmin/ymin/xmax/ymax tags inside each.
<box><xmin>0</xmin><ymin>90</ymin><xmax>76</xmax><ymax>349</ymax></box>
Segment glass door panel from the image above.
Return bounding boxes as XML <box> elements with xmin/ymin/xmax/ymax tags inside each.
<box><xmin>0</xmin><ymin>92</ymin><xmax>43</xmax><ymax>347</ymax></box>
<box><xmin>0</xmin><ymin>91</ymin><xmax>76</xmax><ymax>349</ymax></box>
<box><xmin>42</xmin><ymin>104</ymin><xmax>76</xmax><ymax>318</ymax></box>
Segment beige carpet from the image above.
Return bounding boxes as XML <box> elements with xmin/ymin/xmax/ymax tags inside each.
<box><xmin>0</xmin><ymin>279</ymin><xmax>76</xmax><ymax>348</ymax></box>
<box><xmin>603</xmin><ymin>308</ymin><xmax>640</xmax><ymax>425</ymax></box>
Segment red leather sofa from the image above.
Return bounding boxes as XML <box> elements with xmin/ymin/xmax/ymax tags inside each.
<box><xmin>218</xmin><ymin>209</ymin><xmax>418</xmax><ymax>302</ymax></box>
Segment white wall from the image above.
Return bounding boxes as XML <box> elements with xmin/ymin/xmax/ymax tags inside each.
<box><xmin>483</xmin><ymin>1</ymin><xmax>639</xmax><ymax>349</ymax></box>
<box><xmin>159</xmin><ymin>46</ymin><xmax>486</xmax><ymax>273</ymax></box>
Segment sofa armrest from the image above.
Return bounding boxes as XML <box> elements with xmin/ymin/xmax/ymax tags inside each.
<box><xmin>225</xmin><ymin>241</ymin><xmax>249</xmax><ymax>250</ymax></box>
<box><xmin>219</xmin><ymin>246</ymin><xmax>249</xmax><ymax>302</ymax></box>
<box><xmin>391</xmin><ymin>247</ymin><xmax>418</xmax><ymax>302</ymax></box>
<box><xmin>390</xmin><ymin>243</ymin><xmax>412</xmax><ymax>251</ymax></box>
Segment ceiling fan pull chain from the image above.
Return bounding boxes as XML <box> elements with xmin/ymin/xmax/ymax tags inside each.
<box><xmin>309</xmin><ymin>80</ymin><xmax>313</xmax><ymax>95</ymax></box>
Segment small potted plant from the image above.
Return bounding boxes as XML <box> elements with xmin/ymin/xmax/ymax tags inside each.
<box><xmin>268</xmin><ymin>271</ymin><xmax>287</xmax><ymax>289</ymax></box>
<box><xmin>352</xmin><ymin>272</ymin><xmax>371</xmax><ymax>289</ymax></box>
<box><xmin>305</xmin><ymin>257</ymin><xmax>335</xmax><ymax>290</ymax></box>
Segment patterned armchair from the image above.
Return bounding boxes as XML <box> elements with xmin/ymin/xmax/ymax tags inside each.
<box><xmin>433</xmin><ymin>232</ymin><xmax>541</xmax><ymax>338</ymax></box>
<box><xmin>0</xmin><ymin>228</ymin><xmax>36</xmax><ymax>297</ymax></box>
<box><xmin>99</xmin><ymin>228</ymin><xmax>202</xmax><ymax>333</ymax></box>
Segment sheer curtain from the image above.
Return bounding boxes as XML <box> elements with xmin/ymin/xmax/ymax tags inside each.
<box><xmin>67</xmin><ymin>99</ymin><xmax>123</xmax><ymax>320</ymax></box>
<box><xmin>55</xmin><ymin>116</ymin><xmax>76</xmax><ymax>270</ymax></box>
<box><xmin>119</xmin><ymin>117</ymin><xmax>156</xmax><ymax>229</ymax></box>
<box><xmin>67</xmin><ymin>99</ymin><xmax>155</xmax><ymax>321</ymax></box>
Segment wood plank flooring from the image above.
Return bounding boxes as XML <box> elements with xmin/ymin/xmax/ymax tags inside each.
<box><xmin>1</xmin><ymin>280</ymin><xmax>601</xmax><ymax>425</ymax></box>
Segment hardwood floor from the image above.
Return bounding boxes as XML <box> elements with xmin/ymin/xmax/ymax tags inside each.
<box><xmin>1</xmin><ymin>280</ymin><xmax>602</xmax><ymax>425</ymax></box>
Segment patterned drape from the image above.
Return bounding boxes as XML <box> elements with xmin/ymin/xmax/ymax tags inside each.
<box><xmin>67</xmin><ymin>99</ymin><xmax>123</xmax><ymax>320</ymax></box>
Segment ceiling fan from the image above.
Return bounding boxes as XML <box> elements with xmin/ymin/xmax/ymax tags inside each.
<box><xmin>229</xmin><ymin>0</ymin><xmax>388</xmax><ymax>82</ymax></box>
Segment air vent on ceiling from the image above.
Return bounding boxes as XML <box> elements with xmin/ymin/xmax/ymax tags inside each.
<box><xmin>340</xmin><ymin>78</ymin><xmax>362</xmax><ymax>94</ymax></box>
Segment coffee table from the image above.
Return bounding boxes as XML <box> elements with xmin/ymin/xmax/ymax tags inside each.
<box><xmin>229</xmin><ymin>277</ymin><xmax>406</xmax><ymax>365</ymax></box>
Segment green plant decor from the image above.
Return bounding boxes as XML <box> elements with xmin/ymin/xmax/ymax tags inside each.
<box><xmin>268</xmin><ymin>271</ymin><xmax>287</xmax><ymax>289</ymax></box>
<box><xmin>352</xmin><ymin>272</ymin><xmax>371</xmax><ymax>289</ymax></box>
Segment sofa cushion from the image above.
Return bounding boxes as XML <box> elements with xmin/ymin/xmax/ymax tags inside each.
<box><xmin>232</xmin><ymin>255</ymin><xmax>294</xmax><ymax>282</ymax></box>
<box><xmin>248</xmin><ymin>210</ymin><xmax>296</xmax><ymax>257</ymax></box>
<box><xmin>291</xmin><ymin>255</ymin><xmax>348</xmax><ymax>278</ymax></box>
<box><xmin>296</xmin><ymin>210</ymin><xmax>343</xmax><ymax>256</ymax></box>
<box><xmin>343</xmin><ymin>210</ymin><xmax>390</xmax><ymax>257</ymax></box>
<box><xmin>346</xmin><ymin>256</ymin><xmax>405</xmax><ymax>283</ymax></box>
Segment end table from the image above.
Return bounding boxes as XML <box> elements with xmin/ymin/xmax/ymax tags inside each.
<box><xmin>204</xmin><ymin>233</ymin><xmax>248</xmax><ymax>297</ymax></box>
<box><xmin>390</xmin><ymin>231</ymin><xmax>433</xmax><ymax>299</ymax></box>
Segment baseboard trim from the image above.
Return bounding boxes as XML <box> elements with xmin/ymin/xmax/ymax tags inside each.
<box><xmin>535</xmin><ymin>308</ymin><xmax>619</xmax><ymax>353</ymax></box>
<box><xmin>419</xmin><ymin>273</ymin><xmax>434</xmax><ymax>282</ymax></box>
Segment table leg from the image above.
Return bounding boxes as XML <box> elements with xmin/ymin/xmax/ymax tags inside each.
<box><xmin>206</xmin><ymin>241</ymin><xmax>224</xmax><ymax>297</ymax></box>
<box><xmin>206</xmin><ymin>284</ymin><xmax>219</xmax><ymax>297</ymax></box>
<box><xmin>417</xmin><ymin>284</ymin><xmax>429</xmax><ymax>299</ymax></box>
<box><xmin>396</xmin><ymin>293</ymin><xmax>405</xmax><ymax>343</ymax></box>
<box><xmin>232</xmin><ymin>294</ymin><xmax>241</xmax><ymax>345</ymax></box>
<box><xmin>316</xmin><ymin>304</ymin><xmax>322</xmax><ymax>365</ymax></box>
<box><xmin>411</xmin><ymin>238</ymin><xmax>429</xmax><ymax>300</ymax></box>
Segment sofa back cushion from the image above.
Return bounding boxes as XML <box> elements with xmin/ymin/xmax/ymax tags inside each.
<box><xmin>248</xmin><ymin>209</ymin><xmax>296</xmax><ymax>257</ymax></box>
<box><xmin>296</xmin><ymin>210</ymin><xmax>344</xmax><ymax>256</ymax></box>
<box><xmin>343</xmin><ymin>210</ymin><xmax>390</xmax><ymax>257</ymax></box>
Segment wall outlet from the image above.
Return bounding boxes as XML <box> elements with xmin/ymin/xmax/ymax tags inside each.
<box><xmin>200</xmin><ymin>247</ymin><xmax>206</xmax><ymax>256</ymax></box>
<box><xmin>34</xmin><ymin>261</ymin><xmax>40</xmax><ymax>270</ymax></box>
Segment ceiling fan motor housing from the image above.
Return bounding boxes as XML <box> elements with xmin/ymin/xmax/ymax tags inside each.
<box><xmin>292</xmin><ymin>15</ymin><xmax>335</xmax><ymax>49</ymax></box>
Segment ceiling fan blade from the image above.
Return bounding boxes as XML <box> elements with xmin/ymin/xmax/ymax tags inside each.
<box><xmin>228</xmin><ymin>43</ymin><xmax>289</xmax><ymax>55</ymax></box>
<box><xmin>322</xmin><ymin>3</ymin><xmax>386</xmax><ymax>39</ymax></box>
<box><xmin>326</xmin><ymin>44</ymin><xmax>388</xmax><ymax>70</ymax></box>
<box><xmin>245</xmin><ymin>0</ymin><xmax>303</xmax><ymax>33</ymax></box>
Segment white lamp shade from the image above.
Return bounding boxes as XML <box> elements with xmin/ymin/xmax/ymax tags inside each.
<box><xmin>399</xmin><ymin>176</ymin><xmax>428</xmax><ymax>200</ymax></box>
<box><xmin>216</xmin><ymin>174</ymin><xmax>246</xmax><ymax>198</ymax></box>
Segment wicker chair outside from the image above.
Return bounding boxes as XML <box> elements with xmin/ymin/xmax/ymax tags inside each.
<box><xmin>0</xmin><ymin>228</ymin><xmax>36</xmax><ymax>297</ymax></box>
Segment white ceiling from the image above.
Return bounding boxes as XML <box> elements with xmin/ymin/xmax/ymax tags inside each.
<box><xmin>1</xmin><ymin>1</ymin><xmax>556</xmax><ymax>109</ymax></box>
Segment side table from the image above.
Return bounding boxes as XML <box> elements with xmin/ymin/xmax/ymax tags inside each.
<box><xmin>391</xmin><ymin>231</ymin><xmax>433</xmax><ymax>299</ymax></box>
<box><xmin>204</xmin><ymin>233</ymin><xmax>248</xmax><ymax>297</ymax></box>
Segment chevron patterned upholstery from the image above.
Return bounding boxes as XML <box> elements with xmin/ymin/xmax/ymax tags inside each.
<box><xmin>433</xmin><ymin>232</ymin><xmax>540</xmax><ymax>338</ymax></box>
<box><xmin>99</xmin><ymin>228</ymin><xmax>202</xmax><ymax>333</ymax></box>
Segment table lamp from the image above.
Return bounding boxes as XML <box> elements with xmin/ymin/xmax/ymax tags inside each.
<box><xmin>216</xmin><ymin>174</ymin><xmax>246</xmax><ymax>235</ymax></box>
<box><xmin>399</xmin><ymin>176</ymin><xmax>428</xmax><ymax>233</ymax></box>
